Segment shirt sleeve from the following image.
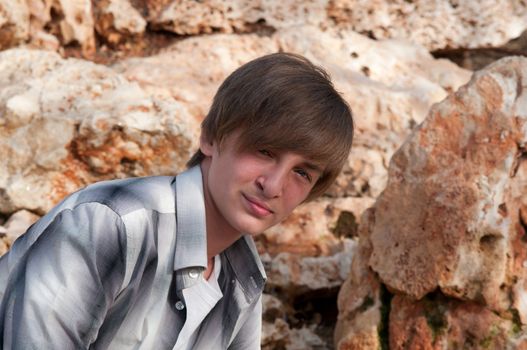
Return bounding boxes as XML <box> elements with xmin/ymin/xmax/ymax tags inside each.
<box><xmin>0</xmin><ymin>202</ymin><xmax>127</xmax><ymax>349</ymax></box>
<box><xmin>228</xmin><ymin>294</ymin><xmax>263</xmax><ymax>350</ymax></box>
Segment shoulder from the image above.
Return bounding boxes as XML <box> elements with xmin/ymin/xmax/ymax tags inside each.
<box><xmin>73</xmin><ymin>176</ymin><xmax>177</xmax><ymax>217</ymax></box>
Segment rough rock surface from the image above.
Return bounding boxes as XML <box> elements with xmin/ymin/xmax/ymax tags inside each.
<box><xmin>51</xmin><ymin>0</ymin><xmax>96</xmax><ymax>55</ymax></box>
<box><xmin>337</xmin><ymin>56</ymin><xmax>527</xmax><ymax>347</ymax></box>
<box><xmin>0</xmin><ymin>48</ymin><xmax>199</xmax><ymax>215</ymax></box>
<box><xmin>0</xmin><ymin>0</ymin><xmax>30</xmax><ymax>49</ymax></box>
<box><xmin>146</xmin><ymin>0</ymin><xmax>527</xmax><ymax>51</ymax></box>
<box><xmin>93</xmin><ymin>0</ymin><xmax>147</xmax><ymax>45</ymax></box>
<box><xmin>334</xmin><ymin>208</ymin><xmax>383</xmax><ymax>350</ymax></box>
<box><xmin>146</xmin><ymin>0</ymin><xmax>327</xmax><ymax>35</ymax></box>
<box><xmin>113</xmin><ymin>33</ymin><xmax>279</xmax><ymax>120</ymax></box>
<box><xmin>262</xmin><ymin>293</ymin><xmax>328</xmax><ymax>350</ymax></box>
<box><xmin>3</xmin><ymin>209</ymin><xmax>40</xmax><ymax>245</ymax></box>
<box><xmin>2</xmin><ymin>1</ymin><xmax>524</xmax><ymax>58</ymax></box>
<box><xmin>389</xmin><ymin>294</ymin><xmax>527</xmax><ymax>349</ymax></box>
<box><xmin>328</xmin><ymin>0</ymin><xmax>527</xmax><ymax>51</ymax></box>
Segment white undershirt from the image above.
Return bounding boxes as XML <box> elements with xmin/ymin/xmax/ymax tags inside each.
<box><xmin>174</xmin><ymin>255</ymin><xmax>223</xmax><ymax>350</ymax></box>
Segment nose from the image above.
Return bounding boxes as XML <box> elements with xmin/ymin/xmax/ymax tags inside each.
<box><xmin>256</xmin><ymin>167</ymin><xmax>288</xmax><ymax>199</ymax></box>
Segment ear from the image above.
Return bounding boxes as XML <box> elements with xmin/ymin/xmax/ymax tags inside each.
<box><xmin>199</xmin><ymin>130</ymin><xmax>214</xmax><ymax>156</ymax></box>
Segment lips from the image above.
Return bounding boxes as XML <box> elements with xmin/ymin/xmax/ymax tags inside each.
<box><xmin>243</xmin><ymin>194</ymin><xmax>273</xmax><ymax>217</ymax></box>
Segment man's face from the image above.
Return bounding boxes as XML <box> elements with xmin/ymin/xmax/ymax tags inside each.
<box><xmin>199</xmin><ymin>131</ymin><xmax>324</xmax><ymax>237</ymax></box>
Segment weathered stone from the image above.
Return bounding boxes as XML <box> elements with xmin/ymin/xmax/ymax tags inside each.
<box><xmin>0</xmin><ymin>236</ymin><xmax>8</xmax><ymax>257</ymax></box>
<box><xmin>94</xmin><ymin>0</ymin><xmax>146</xmax><ymax>45</ymax></box>
<box><xmin>0</xmin><ymin>48</ymin><xmax>199</xmax><ymax>215</ymax></box>
<box><xmin>262</xmin><ymin>293</ymin><xmax>329</xmax><ymax>350</ymax></box>
<box><xmin>147</xmin><ymin>0</ymin><xmax>327</xmax><ymax>35</ymax></box>
<box><xmin>262</xmin><ymin>197</ymin><xmax>374</xmax><ymax>255</ymax></box>
<box><xmin>328</xmin><ymin>0</ymin><xmax>527</xmax><ymax>51</ymax></box>
<box><xmin>53</xmin><ymin>0</ymin><xmax>96</xmax><ymax>55</ymax></box>
<box><xmin>389</xmin><ymin>294</ymin><xmax>524</xmax><ymax>349</ymax></box>
<box><xmin>3</xmin><ymin>210</ymin><xmax>40</xmax><ymax>245</ymax></box>
<box><xmin>113</xmin><ymin>33</ymin><xmax>279</xmax><ymax>120</ymax></box>
<box><xmin>334</xmin><ymin>208</ymin><xmax>382</xmax><ymax>350</ymax></box>
<box><xmin>144</xmin><ymin>0</ymin><xmax>526</xmax><ymax>51</ymax></box>
<box><xmin>262</xmin><ymin>238</ymin><xmax>357</xmax><ymax>296</ymax></box>
<box><xmin>0</xmin><ymin>0</ymin><xmax>30</xmax><ymax>49</ymax></box>
<box><xmin>367</xmin><ymin>57</ymin><xmax>527</xmax><ymax>321</ymax></box>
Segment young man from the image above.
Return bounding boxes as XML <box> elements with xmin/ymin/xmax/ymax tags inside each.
<box><xmin>0</xmin><ymin>53</ymin><xmax>353</xmax><ymax>349</ymax></box>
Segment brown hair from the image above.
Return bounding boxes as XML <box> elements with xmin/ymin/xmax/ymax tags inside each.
<box><xmin>187</xmin><ymin>52</ymin><xmax>353</xmax><ymax>201</ymax></box>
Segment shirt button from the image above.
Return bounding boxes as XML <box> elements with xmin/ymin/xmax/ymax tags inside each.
<box><xmin>175</xmin><ymin>301</ymin><xmax>185</xmax><ymax>311</ymax></box>
<box><xmin>188</xmin><ymin>269</ymin><xmax>199</xmax><ymax>279</ymax></box>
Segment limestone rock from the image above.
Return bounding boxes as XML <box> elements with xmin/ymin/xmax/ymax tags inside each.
<box><xmin>263</xmin><ymin>238</ymin><xmax>357</xmax><ymax>297</ymax></box>
<box><xmin>262</xmin><ymin>294</ymin><xmax>329</xmax><ymax>350</ymax></box>
<box><xmin>3</xmin><ymin>210</ymin><xmax>40</xmax><ymax>245</ymax></box>
<box><xmin>334</xmin><ymin>208</ymin><xmax>382</xmax><ymax>350</ymax></box>
<box><xmin>144</xmin><ymin>0</ymin><xmax>526</xmax><ymax>51</ymax></box>
<box><xmin>337</xmin><ymin>56</ymin><xmax>527</xmax><ymax>348</ymax></box>
<box><xmin>53</xmin><ymin>0</ymin><xmax>96</xmax><ymax>55</ymax></box>
<box><xmin>94</xmin><ymin>0</ymin><xmax>146</xmax><ymax>45</ymax></box>
<box><xmin>262</xmin><ymin>197</ymin><xmax>374</xmax><ymax>255</ymax></box>
<box><xmin>113</xmin><ymin>33</ymin><xmax>279</xmax><ymax>120</ymax></box>
<box><xmin>0</xmin><ymin>0</ymin><xmax>30</xmax><ymax>49</ymax></box>
<box><xmin>367</xmin><ymin>56</ymin><xmax>527</xmax><ymax>320</ymax></box>
<box><xmin>328</xmin><ymin>0</ymin><xmax>527</xmax><ymax>51</ymax></box>
<box><xmin>0</xmin><ymin>48</ymin><xmax>199</xmax><ymax>215</ymax></box>
<box><xmin>147</xmin><ymin>0</ymin><xmax>327</xmax><ymax>35</ymax></box>
<box><xmin>389</xmin><ymin>294</ymin><xmax>526</xmax><ymax>349</ymax></box>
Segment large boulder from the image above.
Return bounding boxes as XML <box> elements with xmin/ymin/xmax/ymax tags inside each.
<box><xmin>0</xmin><ymin>0</ymin><xmax>30</xmax><ymax>49</ymax></box>
<box><xmin>0</xmin><ymin>48</ymin><xmax>199</xmax><ymax>215</ymax></box>
<box><xmin>144</xmin><ymin>0</ymin><xmax>527</xmax><ymax>50</ymax></box>
<box><xmin>328</xmin><ymin>0</ymin><xmax>527</xmax><ymax>51</ymax></box>
<box><xmin>337</xmin><ymin>56</ymin><xmax>527</xmax><ymax>348</ymax></box>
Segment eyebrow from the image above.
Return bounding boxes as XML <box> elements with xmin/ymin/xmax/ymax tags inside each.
<box><xmin>303</xmin><ymin>161</ymin><xmax>324</xmax><ymax>174</ymax></box>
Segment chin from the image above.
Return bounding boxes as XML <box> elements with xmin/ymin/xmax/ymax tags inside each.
<box><xmin>232</xmin><ymin>216</ymin><xmax>273</xmax><ymax>237</ymax></box>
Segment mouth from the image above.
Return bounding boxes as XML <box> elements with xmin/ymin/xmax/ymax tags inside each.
<box><xmin>242</xmin><ymin>194</ymin><xmax>274</xmax><ymax>217</ymax></box>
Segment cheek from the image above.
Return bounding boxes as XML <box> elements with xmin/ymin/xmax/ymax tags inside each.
<box><xmin>283</xmin><ymin>185</ymin><xmax>310</xmax><ymax>211</ymax></box>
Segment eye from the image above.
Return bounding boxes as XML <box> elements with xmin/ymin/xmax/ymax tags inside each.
<box><xmin>295</xmin><ymin>168</ymin><xmax>312</xmax><ymax>182</ymax></box>
<box><xmin>258</xmin><ymin>149</ymin><xmax>273</xmax><ymax>158</ymax></box>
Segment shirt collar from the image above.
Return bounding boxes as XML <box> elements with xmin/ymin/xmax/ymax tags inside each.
<box><xmin>174</xmin><ymin>165</ymin><xmax>208</xmax><ymax>271</ymax></box>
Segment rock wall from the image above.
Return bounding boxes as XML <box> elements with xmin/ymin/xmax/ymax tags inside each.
<box><xmin>2</xmin><ymin>0</ymin><xmax>526</xmax><ymax>54</ymax></box>
<box><xmin>336</xmin><ymin>57</ymin><xmax>527</xmax><ymax>349</ymax></box>
<box><xmin>0</xmin><ymin>0</ymin><xmax>526</xmax><ymax>349</ymax></box>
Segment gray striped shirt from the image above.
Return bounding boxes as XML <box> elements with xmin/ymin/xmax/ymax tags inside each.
<box><xmin>0</xmin><ymin>166</ymin><xmax>266</xmax><ymax>349</ymax></box>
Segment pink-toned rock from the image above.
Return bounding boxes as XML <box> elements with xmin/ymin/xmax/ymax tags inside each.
<box><xmin>328</xmin><ymin>0</ymin><xmax>527</xmax><ymax>51</ymax></box>
<box><xmin>0</xmin><ymin>48</ymin><xmax>199</xmax><ymax>215</ymax></box>
<box><xmin>144</xmin><ymin>0</ymin><xmax>527</xmax><ymax>51</ymax></box>
<box><xmin>334</xmin><ymin>208</ymin><xmax>382</xmax><ymax>350</ymax></box>
<box><xmin>113</xmin><ymin>33</ymin><xmax>279</xmax><ymax>120</ymax></box>
<box><xmin>53</xmin><ymin>0</ymin><xmax>96</xmax><ymax>55</ymax></box>
<box><xmin>93</xmin><ymin>0</ymin><xmax>146</xmax><ymax>45</ymax></box>
<box><xmin>367</xmin><ymin>56</ymin><xmax>527</xmax><ymax>320</ymax></box>
<box><xmin>389</xmin><ymin>294</ymin><xmax>521</xmax><ymax>349</ymax></box>
<box><xmin>147</xmin><ymin>0</ymin><xmax>327</xmax><ymax>35</ymax></box>
<box><xmin>337</xmin><ymin>56</ymin><xmax>527</xmax><ymax>348</ymax></box>
<box><xmin>0</xmin><ymin>0</ymin><xmax>30</xmax><ymax>49</ymax></box>
<box><xmin>3</xmin><ymin>210</ymin><xmax>40</xmax><ymax>244</ymax></box>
